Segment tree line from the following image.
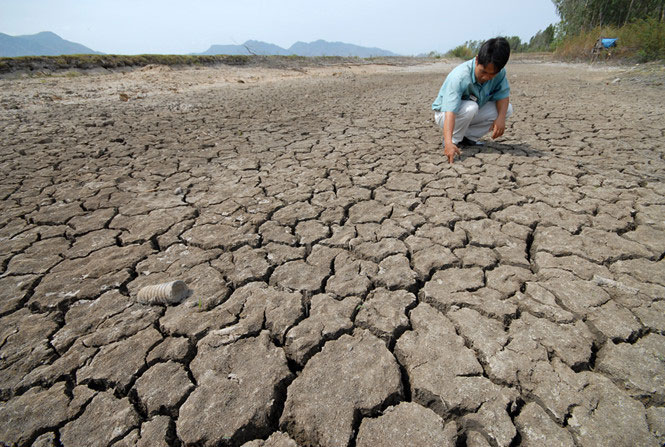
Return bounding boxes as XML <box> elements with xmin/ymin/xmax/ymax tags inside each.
<box><xmin>439</xmin><ymin>0</ymin><xmax>664</xmax><ymax>60</ymax></box>
<box><xmin>554</xmin><ymin>0</ymin><xmax>665</xmax><ymax>36</ymax></box>
<box><xmin>460</xmin><ymin>25</ymin><xmax>556</xmax><ymax>55</ymax></box>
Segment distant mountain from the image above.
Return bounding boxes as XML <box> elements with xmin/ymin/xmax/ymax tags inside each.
<box><xmin>0</xmin><ymin>31</ymin><xmax>101</xmax><ymax>57</ymax></box>
<box><xmin>1</xmin><ymin>32</ymin><xmax>398</xmax><ymax>58</ymax></box>
<box><xmin>203</xmin><ymin>40</ymin><xmax>291</xmax><ymax>56</ymax></box>
<box><xmin>289</xmin><ymin>40</ymin><xmax>397</xmax><ymax>57</ymax></box>
<box><xmin>200</xmin><ymin>39</ymin><xmax>398</xmax><ymax>57</ymax></box>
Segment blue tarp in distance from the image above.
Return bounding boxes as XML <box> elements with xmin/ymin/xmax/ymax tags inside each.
<box><xmin>601</xmin><ymin>38</ymin><xmax>618</xmax><ymax>48</ymax></box>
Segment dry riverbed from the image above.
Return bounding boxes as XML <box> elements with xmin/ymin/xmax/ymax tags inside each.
<box><xmin>0</xmin><ymin>58</ymin><xmax>664</xmax><ymax>447</ymax></box>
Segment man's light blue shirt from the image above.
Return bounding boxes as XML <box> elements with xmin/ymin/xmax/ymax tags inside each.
<box><xmin>432</xmin><ymin>58</ymin><xmax>510</xmax><ymax>112</ymax></box>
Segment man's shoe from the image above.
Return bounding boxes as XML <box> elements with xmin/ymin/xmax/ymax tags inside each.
<box><xmin>460</xmin><ymin>137</ymin><xmax>484</xmax><ymax>147</ymax></box>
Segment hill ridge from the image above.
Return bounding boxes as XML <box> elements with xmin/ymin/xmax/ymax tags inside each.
<box><xmin>1</xmin><ymin>32</ymin><xmax>399</xmax><ymax>58</ymax></box>
<box><xmin>201</xmin><ymin>39</ymin><xmax>398</xmax><ymax>57</ymax></box>
<box><xmin>0</xmin><ymin>31</ymin><xmax>100</xmax><ymax>57</ymax></box>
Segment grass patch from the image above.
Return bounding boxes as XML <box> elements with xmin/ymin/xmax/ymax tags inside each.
<box><xmin>0</xmin><ymin>53</ymin><xmax>254</xmax><ymax>74</ymax></box>
<box><xmin>0</xmin><ymin>53</ymin><xmax>419</xmax><ymax>75</ymax></box>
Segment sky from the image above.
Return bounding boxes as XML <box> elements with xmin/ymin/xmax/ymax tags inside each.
<box><xmin>0</xmin><ymin>0</ymin><xmax>560</xmax><ymax>56</ymax></box>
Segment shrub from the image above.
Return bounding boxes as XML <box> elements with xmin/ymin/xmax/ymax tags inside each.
<box><xmin>628</xmin><ymin>17</ymin><xmax>665</xmax><ymax>62</ymax></box>
<box><xmin>446</xmin><ymin>44</ymin><xmax>474</xmax><ymax>60</ymax></box>
<box><xmin>221</xmin><ymin>55</ymin><xmax>251</xmax><ymax>66</ymax></box>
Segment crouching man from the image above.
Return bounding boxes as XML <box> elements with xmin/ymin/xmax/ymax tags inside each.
<box><xmin>432</xmin><ymin>37</ymin><xmax>513</xmax><ymax>164</ymax></box>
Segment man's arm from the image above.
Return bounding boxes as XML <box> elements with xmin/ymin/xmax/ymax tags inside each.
<box><xmin>443</xmin><ymin>111</ymin><xmax>461</xmax><ymax>164</ymax></box>
<box><xmin>491</xmin><ymin>97</ymin><xmax>510</xmax><ymax>139</ymax></box>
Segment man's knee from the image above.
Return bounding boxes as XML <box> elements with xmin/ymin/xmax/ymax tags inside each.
<box><xmin>434</xmin><ymin>111</ymin><xmax>445</xmax><ymax>128</ymax></box>
<box><xmin>433</xmin><ymin>100</ymin><xmax>482</xmax><ymax>128</ymax></box>
<box><xmin>457</xmin><ymin>101</ymin><xmax>479</xmax><ymax>120</ymax></box>
<box><xmin>506</xmin><ymin>103</ymin><xmax>514</xmax><ymax>119</ymax></box>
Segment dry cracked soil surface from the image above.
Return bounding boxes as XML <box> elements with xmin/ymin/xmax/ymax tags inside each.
<box><xmin>0</xmin><ymin>59</ymin><xmax>664</xmax><ymax>447</ymax></box>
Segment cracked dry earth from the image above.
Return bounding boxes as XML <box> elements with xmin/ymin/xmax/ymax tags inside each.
<box><xmin>0</xmin><ymin>59</ymin><xmax>664</xmax><ymax>447</ymax></box>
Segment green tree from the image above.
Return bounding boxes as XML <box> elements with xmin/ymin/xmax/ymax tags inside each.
<box><xmin>463</xmin><ymin>40</ymin><xmax>484</xmax><ymax>54</ymax></box>
<box><xmin>503</xmin><ymin>36</ymin><xmax>524</xmax><ymax>52</ymax></box>
<box><xmin>528</xmin><ymin>25</ymin><xmax>556</xmax><ymax>51</ymax></box>
<box><xmin>553</xmin><ymin>0</ymin><xmax>665</xmax><ymax>36</ymax></box>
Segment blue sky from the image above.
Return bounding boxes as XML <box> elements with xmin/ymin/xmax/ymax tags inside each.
<box><xmin>0</xmin><ymin>0</ymin><xmax>560</xmax><ymax>55</ymax></box>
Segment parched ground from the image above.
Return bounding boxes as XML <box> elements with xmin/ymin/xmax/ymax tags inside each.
<box><xmin>0</xmin><ymin>59</ymin><xmax>664</xmax><ymax>447</ymax></box>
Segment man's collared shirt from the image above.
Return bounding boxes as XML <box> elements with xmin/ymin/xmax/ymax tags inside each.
<box><xmin>431</xmin><ymin>58</ymin><xmax>510</xmax><ymax>112</ymax></box>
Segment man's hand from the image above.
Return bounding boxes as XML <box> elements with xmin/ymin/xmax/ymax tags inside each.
<box><xmin>491</xmin><ymin>116</ymin><xmax>506</xmax><ymax>139</ymax></box>
<box><xmin>444</xmin><ymin>142</ymin><xmax>461</xmax><ymax>164</ymax></box>
<box><xmin>492</xmin><ymin>97</ymin><xmax>510</xmax><ymax>139</ymax></box>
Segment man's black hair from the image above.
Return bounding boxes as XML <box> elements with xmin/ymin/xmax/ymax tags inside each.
<box><xmin>477</xmin><ymin>37</ymin><xmax>511</xmax><ymax>71</ymax></box>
